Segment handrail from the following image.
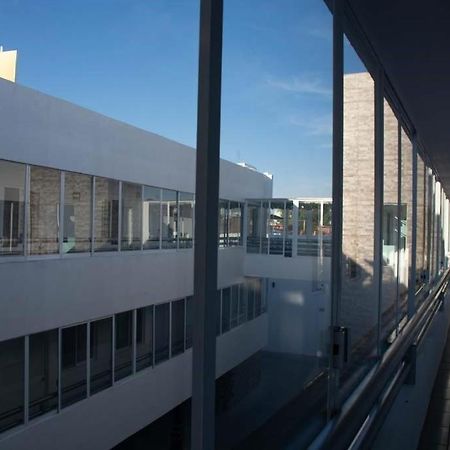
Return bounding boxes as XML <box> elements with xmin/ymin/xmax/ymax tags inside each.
<box><xmin>310</xmin><ymin>269</ymin><xmax>450</xmax><ymax>450</ymax></box>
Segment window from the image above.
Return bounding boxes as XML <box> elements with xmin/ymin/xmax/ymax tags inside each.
<box><xmin>121</xmin><ymin>182</ymin><xmax>142</xmax><ymax>251</ymax></box>
<box><xmin>178</xmin><ymin>192</ymin><xmax>194</xmax><ymax>249</ymax></box>
<box><xmin>261</xmin><ymin>201</ymin><xmax>270</xmax><ymax>254</ymax></box>
<box><xmin>161</xmin><ymin>189</ymin><xmax>177</xmax><ymax>249</ymax></box>
<box><xmin>90</xmin><ymin>318</ymin><xmax>112</xmax><ymax>394</ymax></box>
<box><xmin>136</xmin><ymin>305</ymin><xmax>153</xmax><ymax>371</ymax></box>
<box><xmin>155</xmin><ymin>303</ymin><xmax>170</xmax><ymax>364</ymax></box>
<box><xmin>29</xmin><ymin>166</ymin><xmax>60</xmax><ymax>255</ymax></box>
<box><xmin>247</xmin><ymin>201</ymin><xmax>261</xmax><ymax>253</ymax></box>
<box><xmin>61</xmin><ymin>324</ymin><xmax>87</xmax><ymax>408</ymax></box>
<box><xmin>216</xmin><ymin>291</ymin><xmax>221</xmax><ymax>336</ymax></box>
<box><xmin>269</xmin><ymin>201</ymin><xmax>285</xmax><ymax>255</ymax></box>
<box><xmin>115</xmin><ymin>311</ymin><xmax>133</xmax><ymax>381</ymax></box>
<box><xmin>221</xmin><ymin>287</ymin><xmax>231</xmax><ymax>333</ymax></box>
<box><xmin>285</xmin><ymin>201</ymin><xmax>293</xmax><ymax>257</ymax></box>
<box><xmin>185</xmin><ymin>296</ymin><xmax>193</xmax><ymax>349</ymax></box>
<box><xmin>94</xmin><ymin>177</ymin><xmax>119</xmax><ymax>252</ymax></box>
<box><xmin>254</xmin><ymin>279</ymin><xmax>262</xmax><ymax>316</ymax></box>
<box><xmin>0</xmin><ymin>160</ymin><xmax>25</xmax><ymax>256</ymax></box>
<box><xmin>171</xmin><ymin>299</ymin><xmax>185</xmax><ymax>356</ymax></box>
<box><xmin>247</xmin><ymin>279</ymin><xmax>255</xmax><ymax>321</ymax></box>
<box><xmin>229</xmin><ymin>201</ymin><xmax>242</xmax><ymax>247</ymax></box>
<box><xmin>63</xmin><ymin>172</ymin><xmax>92</xmax><ymax>253</ymax></box>
<box><xmin>0</xmin><ymin>337</ymin><xmax>24</xmax><ymax>432</ymax></box>
<box><xmin>238</xmin><ymin>283</ymin><xmax>247</xmax><ymax>325</ymax></box>
<box><xmin>143</xmin><ymin>186</ymin><xmax>161</xmax><ymax>250</ymax></box>
<box><xmin>230</xmin><ymin>285</ymin><xmax>239</xmax><ymax>328</ymax></box>
<box><xmin>218</xmin><ymin>200</ymin><xmax>229</xmax><ymax>247</ymax></box>
<box><xmin>29</xmin><ymin>330</ymin><xmax>58</xmax><ymax>419</ymax></box>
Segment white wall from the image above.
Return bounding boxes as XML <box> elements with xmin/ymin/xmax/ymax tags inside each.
<box><xmin>0</xmin><ymin>78</ymin><xmax>272</xmax><ymax>200</ymax></box>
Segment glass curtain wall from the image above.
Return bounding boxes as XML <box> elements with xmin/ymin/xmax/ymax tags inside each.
<box><xmin>341</xmin><ymin>37</ymin><xmax>377</xmax><ymax>386</ymax></box>
<box><xmin>29</xmin><ymin>166</ymin><xmax>60</xmax><ymax>255</ymax></box>
<box><xmin>63</xmin><ymin>172</ymin><xmax>92</xmax><ymax>253</ymax></box>
<box><xmin>0</xmin><ymin>161</ymin><xmax>25</xmax><ymax>256</ymax></box>
<box><xmin>94</xmin><ymin>177</ymin><xmax>119</xmax><ymax>252</ymax></box>
<box><xmin>380</xmin><ymin>100</ymin><xmax>399</xmax><ymax>348</ymax></box>
<box><xmin>214</xmin><ymin>1</ymin><xmax>333</xmax><ymax>448</ymax></box>
<box><xmin>121</xmin><ymin>182</ymin><xmax>142</xmax><ymax>251</ymax></box>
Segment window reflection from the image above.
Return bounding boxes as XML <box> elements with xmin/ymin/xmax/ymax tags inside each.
<box><xmin>179</xmin><ymin>192</ymin><xmax>194</xmax><ymax>249</ymax></box>
<box><xmin>161</xmin><ymin>189</ymin><xmax>177</xmax><ymax>249</ymax></box>
<box><xmin>121</xmin><ymin>182</ymin><xmax>142</xmax><ymax>251</ymax></box>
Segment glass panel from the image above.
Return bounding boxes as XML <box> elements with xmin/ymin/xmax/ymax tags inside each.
<box><xmin>171</xmin><ymin>299</ymin><xmax>185</xmax><ymax>356</ymax></box>
<box><xmin>136</xmin><ymin>305</ymin><xmax>154</xmax><ymax>371</ymax></box>
<box><xmin>0</xmin><ymin>160</ymin><xmax>25</xmax><ymax>256</ymax></box>
<box><xmin>238</xmin><ymin>283</ymin><xmax>247</xmax><ymax>325</ymax></box>
<box><xmin>90</xmin><ymin>318</ymin><xmax>112</xmax><ymax>394</ymax></box>
<box><xmin>178</xmin><ymin>192</ymin><xmax>194</xmax><ymax>249</ymax></box>
<box><xmin>341</xmin><ymin>37</ymin><xmax>377</xmax><ymax>387</ymax></box>
<box><xmin>155</xmin><ymin>303</ymin><xmax>170</xmax><ymax>364</ymax></box>
<box><xmin>94</xmin><ymin>177</ymin><xmax>119</xmax><ymax>252</ymax></box>
<box><xmin>416</xmin><ymin>155</ymin><xmax>426</xmax><ymax>304</ymax></box>
<box><xmin>298</xmin><ymin>202</ymin><xmax>320</xmax><ymax>256</ymax></box>
<box><xmin>269</xmin><ymin>201</ymin><xmax>285</xmax><ymax>255</ymax></box>
<box><xmin>29</xmin><ymin>166</ymin><xmax>60</xmax><ymax>255</ymax></box>
<box><xmin>143</xmin><ymin>186</ymin><xmax>161</xmax><ymax>250</ymax></box>
<box><xmin>221</xmin><ymin>287</ymin><xmax>231</xmax><ymax>333</ymax></box>
<box><xmin>61</xmin><ymin>324</ymin><xmax>87</xmax><ymax>408</ymax></box>
<box><xmin>0</xmin><ymin>337</ymin><xmax>24</xmax><ymax>432</ymax></box>
<box><xmin>161</xmin><ymin>189</ymin><xmax>177</xmax><ymax>249</ymax></box>
<box><xmin>399</xmin><ymin>128</ymin><xmax>413</xmax><ymax>324</ymax></box>
<box><xmin>218</xmin><ymin>200</ymin><xmax>229</xmax><ymax>248</ymax></box>
<box><xmin>246</xmin><ymin>278</ymin><xmax>255</xmax><ymax>321</ymax></box>
<box><xmin>380</xmin><ymin>100</ymin><xmax>399</xmax><ymax>349</ymax></box>
<box><xmin>246</xmin><ymin>201</ymin><xmax>261</xmax><ymax>253</ymax></box>
<box><xmin>229</xmin><ymin>201</ymin><xmax>242</xmax><ymax>247</ymax></box>
<box><xmin>121</xmin><ymin>182</ymin><xmax>142</xmax><ymax>251</ymax></box>
<box><xmin>115</xmin><ymin>311</ymin><xmax>133</xmax><ymax>381</ymax></box>
<box><xmin>285</xmin><ymin>201</ymin><xmax>293</xmax><ymax>257</ymax></box>
<box><xmin>63</xmin><ymin>172</ymin><xmax>92</xmax><ymax>253</ymax></box>
<box><xmin>185</xmin><ymin>296</ymin><xmax>193</xmax><ymax>350</ymax></box>
<box><xmin>216</xmin><ymin>291</ymin><xmax>222</xmax><ymax>336</ymax></box>
<box><xmin>29</xmin><ymin>330</ymin><xmax>58</xmax><ymax>419</ymax></box>
<box><xmin>261</xmin><ymin>201</ymin><xmax>270</xmax><ymax>254</ymax></box>
<box><xmin>230</xmin><ymin>285</ymin><xmax>239</xmax><ymax>329</ymax></box>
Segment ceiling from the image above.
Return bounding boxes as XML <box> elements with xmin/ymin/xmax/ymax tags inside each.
<box><xmin>347</xmin><ymin>0</ymin><xmax>450</xmax><ymax>195</ymax></box>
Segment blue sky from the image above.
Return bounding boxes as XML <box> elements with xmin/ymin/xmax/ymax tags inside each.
<box><xmin>0</xmin><ymin>0</ymin><xmax>365</xmax><ymax>197</ymax></box>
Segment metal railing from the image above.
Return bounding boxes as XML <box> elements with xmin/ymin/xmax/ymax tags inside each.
<box><xmin>311</xmin><ymin>269</ymin><xmax>450</xmax><ymax>450</ymax></box>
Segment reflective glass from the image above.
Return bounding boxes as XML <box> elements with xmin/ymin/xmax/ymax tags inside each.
<box><xmin>247</xmin><ymin>201</ymin><xmax>261</xmax><ymax>253</ymax></box>
<box><xmin>115</xmin><ymin>311</ymin><xmax>133</xmax><ymax>381</ymax></box>
<box><xmin>136</xmin><ymin>305</ymin><xmax>154</xmax><ymax>371</ymax></box>
<box><xmin>161</xmin><ymin>189</ymin><xmax>177</xmax><ymax>249</ymax></box>
<box><xmin>61</xmin><ymin>324</ymin><xmax>87</xmax><ymax>408</ymax></box>
<box><xmin>155</xmin><ymin>303</ymin><xmax>170</xmax><ymax>364</ymax></box>
<box><xmin>29</xmin><ymin>330</ymin><xmax>58</xmax><ymax>419</ymax></box>
<box><xmin>0</xmin><ymin>160</ymin><xmax>25</xmax><ymax>256</ymax></box>
<box><xmin>143</xmin><ymin>186</ymin><xmax>161</xmax><ymax>250</ymax></box>
<box><xmin>121</xmin><ymin>182</ymin><xmax>142</xmax><ymax>251</ymax></box>
<box><xmin>63</xmin><ymin>172</ymin><xmax>92</xmax><ymax>253</ymax></box>
<box><xmin>171</xmin><ymin>299</ymin><xmax>185</xmax><ymax>356</ymax></box>
<box><xmin>219</xmin><ymin>200</ymin><xmax>229</xmax><ymax>248</ymax></box>
<box><xmin>29</xmin><ymin>166</ymin><xmax>60</xmax><ymax>255</ymax></box>
<box><xmin>0</xmin><ymin>337</ymin><xmax>24</xmax><ymax>432</ymax></box>
<box><xmin>94</xmin><ymin>177</ymin><xmax>119</xmax><ymax>252</ymax></box>
<box><xmin>229</xmin><ymin>201</ymin><xmax>242</xmax><ymax>246</ymax></box>
<box><xmin>178</xmin><ymin>192</ymin><xmax>194</xmax><ymax>249</ymax></box>
<box><xmin>90</xmin><ymin>318</ymin><xmax>112</xmax><ymax>394</ymax></box>
<box><xmin>269</xmin><ymin>201</ymin><xmax>285</xmax><ymax>255</ymax></box>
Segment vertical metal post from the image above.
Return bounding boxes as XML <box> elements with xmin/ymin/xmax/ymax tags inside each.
<box><xmin>112</xmin><ymin>315</ymin><xmax>116</xmax><ymax>385</ymax></box>
<box><xmin>86</xmin><ymin>322</ymin><xmax>91</xmax><ymax>397</ymax></box>
<box><xmin>374</xmin><ymin>66</ymin><xmax>384</xmax><ymax>358</ymax></box>
<box><xmin>118</xmin><ymin>181</ymin><xmax>122</xmax><ymax>252</ymax></box>
<box><xmin>24</xmin><ymin>335</ymin><xmax>29</xmax><ymax>425</ymax></box>
<box><xmin>328</xmin><ymin>0</ymin><xmax>344</xmax><ymax>417</ymax></box>
<box><xmin>24</xmin><ymin>165</ymin><xmax>30</xmax><ymax>257</ymax></box>
<box><xmin>57</xmin><ymin>328</ymin><xmax>62</xmax><ymax>411</ymax></box>
<box><xmin>396</xmin><ymin>123</ymin><xmax>402</xmax><ymax>333</ymax></box>
<box><xmin>91</xmin><ymin>177</ymin><xmax>96</xmax><ymax>254</ymax></box>
<box><xmin>132</xmin><ymin>309</ymin><xmax>137</xmax><ymax>374</ymax></box>
<box><xmin>408</xmin><ymin>141</ymin><xmax>418</xmax><ymax>317</ymax></box>
<box><xmin>191</xmin><ymin>0</ymin><xmax>223</xmax><ymax>447</ymax></box>
<box><xmin>59</xmin><ymin>171</ymin><xmax>65</xmax><ymax>256</ymax></box>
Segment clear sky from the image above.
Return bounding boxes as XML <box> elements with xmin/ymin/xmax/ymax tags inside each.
<box><xmin>0</xmin><ymin>0</ymin><xmax>365</xmax><ymax>198</ymax></box>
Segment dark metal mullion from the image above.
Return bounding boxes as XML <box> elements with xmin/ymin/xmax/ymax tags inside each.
<box><xmin>191</xmin><ymin>0</ymin><xmax>223</xmax><ymax>449</ymax></box>
<box><xmin>328</xmin><ymin>0</ymin><xmax>344</xmax><ymax>418</ymax></box>
<box><xmin>374</xmin><ymin>66</ymin><xmax>384</xmax><ymax>358</ymax></box>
